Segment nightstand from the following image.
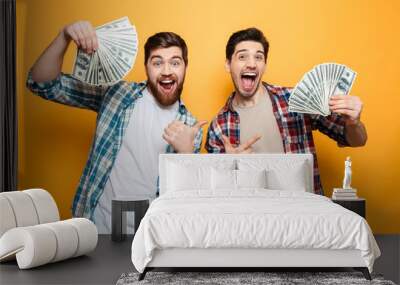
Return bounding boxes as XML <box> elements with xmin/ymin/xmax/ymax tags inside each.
<box><xmin>332</xmin><ymin>198</ymin><xmax>366</xmax><ymax>218</ymax></box>
<box><xmin>111</xmin><ymin>197</ymin><xmax>150</xmax><ymax>242</ymax></box>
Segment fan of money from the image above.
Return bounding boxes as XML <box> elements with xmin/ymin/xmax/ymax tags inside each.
<box><xmin>72</xmin><ymin>17</ymin><xmax>138</xmax><ymax>86</ymax></box>
<box><xmin>288</xmin><ymin>63</ymin><xmax>357</xmax><ymax>116</ymax></box>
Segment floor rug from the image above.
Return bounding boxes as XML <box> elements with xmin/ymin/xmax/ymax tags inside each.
<box><xmin>116</xmin><ymin>271</ymin><xmax>396</xmax><ymax>285</ymax></box>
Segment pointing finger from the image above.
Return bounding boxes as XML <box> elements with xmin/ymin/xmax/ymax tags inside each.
<box><xmin>240</xmin><ymin>134</ymin><xmax>261</xmax><ymax>151</ymax></box>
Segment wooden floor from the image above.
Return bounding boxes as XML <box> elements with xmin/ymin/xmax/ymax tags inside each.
<box><xmin>0</xmin><ymin>234</ymin><xmax>398</xmax><ymax>285</ymax></box>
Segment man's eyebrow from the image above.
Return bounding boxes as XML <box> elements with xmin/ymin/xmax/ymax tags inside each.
<box><xmin>234</xmin><ymin>49</ymin><xmax>264</xmax><ymax>55</ymax></box>
<box><xmin>171</xmin><ymin>56</ymin><xmax>183</xmax><ymax>60</ymax></box>
<box><xmin>150</xmin><ymin>55</ymin><xmax>163</xmax><ymax>61</ymax></box>
<box><xmin>234</xmin><ymin>49</ymin><xmax>248</xmax><ymax>55</ymax></box>
<box><xmin>150</xmin><ymin>55</ymin><xmax>183</xmax><ymax>61</ymax></box>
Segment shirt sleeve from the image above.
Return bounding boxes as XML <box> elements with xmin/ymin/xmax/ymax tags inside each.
<box><xmin>26</xmin><ymin>71</ymin><xmax>108</xmax><ymax>112</ymax></box>
<box><xmin>187</xmin><ymin>115</ymin><xmax>203</xmax><ymax>153</ymax></box>
<box><xmin>205</xmin><ymin>119</ymin><xmax>225</xmax><ymax>153</ymax></box>
<box><xmin>193</xmin><ymin>127</ymin><xmax>203</xmax><ymax>153</ymax></box>
<box><xmin>308</xmin><ymin>113</ymin><xmax>350</xmax><ymax>146</ymax></box>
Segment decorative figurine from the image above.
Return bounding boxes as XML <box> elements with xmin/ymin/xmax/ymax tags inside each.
<box><xmin>342</xmin><ymin>156</ymin><xmax>352</xmax><ymax>189</ymax></box>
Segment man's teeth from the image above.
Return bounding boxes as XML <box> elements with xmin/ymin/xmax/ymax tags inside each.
<box><xmin>242</xmin><ymin>72</ymin><xmax>257</xmax><ymax>76</ymax></box>
<box><xmin>160</xmin><ymin>80</ymin><xmax>174</xmax><ymax>84</ymax></box>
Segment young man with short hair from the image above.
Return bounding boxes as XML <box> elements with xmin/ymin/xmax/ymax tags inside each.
<box><xmin>206</xmin><ymin>27</ymin><xmax>367</xmax><ymax>195</ymax></box>
<box><xmin>27</xmin><ymin>20</ymin><xmax>206</xmax><ymax>233</ymax></box>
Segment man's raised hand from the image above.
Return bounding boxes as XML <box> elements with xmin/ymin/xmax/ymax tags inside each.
<box><xmin>62</xmin><ymin>21</ymin><xmax>98</xmax><ymax>54</ymax></box>
<box><xmin>163</xmin><ymin>120</ymin><xmax>208</xmax><ymax>153</ymax></box>
<box><xmin>329</xmin><ymin>94</ymin><xmax>363</xmax><ymax>125</ymax></box>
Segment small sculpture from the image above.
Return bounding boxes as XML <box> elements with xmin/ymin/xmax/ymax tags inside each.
<box><xmin>342</xmin><ymin>156</ymin><xmax>352</xmax><ymax>189</ymax></box>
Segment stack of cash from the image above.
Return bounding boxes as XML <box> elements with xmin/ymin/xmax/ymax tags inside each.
<box><xmin>288</xmin><ymin>63</ymin><xmax>357</xmax><ymax>116</ymax></box>
<box><xmin>72</xmin><ymin>17</ymin><xmax>138</xmax><ymax>86</ymax></box>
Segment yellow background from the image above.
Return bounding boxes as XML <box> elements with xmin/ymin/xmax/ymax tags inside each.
<box><xmin>16</xmin><ymin>0</ymin><xmax>400</xmax><ymax>233</ymax></box>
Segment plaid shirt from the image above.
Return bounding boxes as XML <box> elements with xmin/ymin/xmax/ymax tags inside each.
<box><xmin>205</xmin><ymin>82</ymin><xmax>349</xmax><ymax>195</ymax></box>
<box><xmin>26</xmin><ymin>72</ymin><xmax>202</xmax><ymax>218</ymax></box>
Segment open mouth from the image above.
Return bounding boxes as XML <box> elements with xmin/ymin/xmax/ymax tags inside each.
<box><xmin>158</xmin><ymin>79</ymin><xmax>177</xmax><ymax>94</ymax></box>
<box><xmin>240</xmin><ymin>72</ymin><xmax>258</xmax><ymax>92</ymax></box>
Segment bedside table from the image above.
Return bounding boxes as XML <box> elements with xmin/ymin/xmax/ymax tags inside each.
<box><xmin>332</xmin><ymin>198</ymin><xmax>366</xmax><ymax>218</ymax></box>
<box><xmin>111</xmin><ymin>197</ymin><xmax>150</xmax><ymax>242</ymax></box>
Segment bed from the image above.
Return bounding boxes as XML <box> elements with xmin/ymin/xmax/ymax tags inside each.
<box><xmin>131</xmin><ymin>154</ymin><xmax>380</xmax><ymax>280</ymax></box>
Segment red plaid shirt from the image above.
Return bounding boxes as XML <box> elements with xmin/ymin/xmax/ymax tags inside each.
<box><xmin>205</xmin><ymin>82</ymin><xmax>350</xmax><ymax>195</ymax></box>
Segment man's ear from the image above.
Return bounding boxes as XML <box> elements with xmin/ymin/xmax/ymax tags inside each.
<box><xmin>225</xmin><ymin>59</ymin><xmax>231</xmax><ymax>73</ymax></box>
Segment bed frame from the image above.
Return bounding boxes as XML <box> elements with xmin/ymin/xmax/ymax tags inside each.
<box><xmin>139</xmin><ymin>248</ymin><xmax>371</xmax><ymax>280</ymax></box>
<box><xmin>138</xmin><ymin>154</ymin><xmax>372</xmax><ymax>281</ymax></box>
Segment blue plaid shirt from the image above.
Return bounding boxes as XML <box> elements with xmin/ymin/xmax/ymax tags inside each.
<box><xmin>26</xmin><ymin>72</ymin><xmax>203</xmax><ymax>218</ymax></box>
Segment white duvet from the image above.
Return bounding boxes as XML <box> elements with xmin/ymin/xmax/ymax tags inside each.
<box><xmin>131</xmin><ymin>190</ymin><xmax>380</xmax><ymax>273</ymax></box>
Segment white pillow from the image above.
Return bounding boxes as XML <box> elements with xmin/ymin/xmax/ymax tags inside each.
<box><xmin>237</xmin><ymin>159</ymin><xmax>310</xmax><ymax>192</ymax></box>
<box><xmin>211</xmin><ymin>169</ymin><xmax>268</xmax><ymax>190</ymax></box>
<box><xmin>211</xmin><ymin>168</ymin><xmax>236</xmax><ymax>190</ymax></box>
<box><xmin>167</xmin><ymin>162</ymin><xmax>211</xmax><ymax>191</ymax></box>
<box><xmin>266</xmin><ymin>164</ymin><xmax>307</xmax><ymax>191</ymax></box>
<box><xmin>237</xmin><ymin>169</ymin><xmax>267</xmax><ymax>189</ymax></box>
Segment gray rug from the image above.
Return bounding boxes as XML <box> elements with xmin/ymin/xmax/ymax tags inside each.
<box><xmin>116</xmin><ymin>271</ymin><xmax>396</xmax><ymax>285</ymax></box>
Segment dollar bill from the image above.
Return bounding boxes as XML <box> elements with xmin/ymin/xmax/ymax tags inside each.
<box><xmin>72</xmin><ymin>16</ymin><xmax>138</xmax><ymax>86</ymax></box>
<box><xmin>288</xmin><ymin>63</ymin><xmax>357</xmax><ymax>116</ymax></box>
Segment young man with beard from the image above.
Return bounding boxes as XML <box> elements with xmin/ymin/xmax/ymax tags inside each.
<box><xmin>27</xmin><ymin>20</ymin><xmax>206</xmax><ymax>233</ymax></box>
<box><xmin>206</xmin><ymin>28</ymin><xmax>367</xmax><ymax>195</ymax></box>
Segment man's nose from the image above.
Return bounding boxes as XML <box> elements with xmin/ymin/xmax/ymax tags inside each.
<box><xmin>161</xmin><ymin>63</ymin><xmax>172</xmax><ymax>75</ymax></box>
<box><xmin>245</xmin><ymin>57</ymin><xmax>257</xmax><ymax>68</ymax></box>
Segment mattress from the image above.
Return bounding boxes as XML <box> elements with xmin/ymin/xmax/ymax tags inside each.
<box><xmin>131</xmin><ymin>190</ymin><xmax>380</xmax><ymax>273</ymax></box>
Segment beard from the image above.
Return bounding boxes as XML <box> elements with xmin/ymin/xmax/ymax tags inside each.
<box><xmin>147</xmin><ymin>74</ymin><xmax>185</xmax><ymax>107</ymax></box>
